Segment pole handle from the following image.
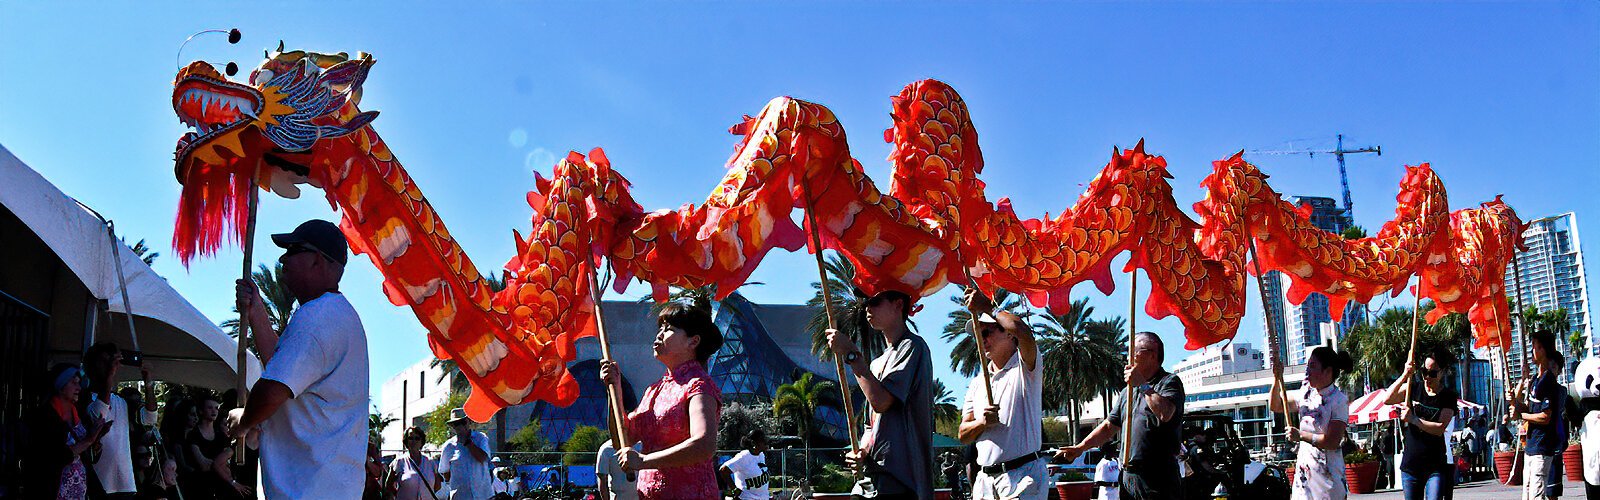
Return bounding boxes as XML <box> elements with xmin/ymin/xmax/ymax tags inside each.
<box><xmin>799</xmin><ymin>182</ymin><xmax>863</xmax><ymax>457</ymax></box>
<box><xmin>235</xmin><ymin>166</ymin><xmax>260</xmax><ymax>463</ymax></box>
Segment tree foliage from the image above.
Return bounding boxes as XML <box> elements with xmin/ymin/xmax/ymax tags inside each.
<box><xmin>939</xmin><ymin>286</ymin><xmax>1032</xmax><ymax>378</ymax></box>
<box><xmin>806</xmin><ymin>253</ymin><xmax>890</xmax><ymax>361</ymax></box>
<box><xmin>423</xmin><ymin>391</ymin><xmax>470</xmax><ymax>445</ymax></box>
<box><xmin>561</xmin><ymin>425</ymin><xmax>608</xmax><ymax>465</ymax></box>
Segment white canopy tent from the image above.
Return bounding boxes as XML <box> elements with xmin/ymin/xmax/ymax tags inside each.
<box><xmin>0</xmin><ymin>143</ymin><xmax>260</xmax><ymax>389</ymax></box>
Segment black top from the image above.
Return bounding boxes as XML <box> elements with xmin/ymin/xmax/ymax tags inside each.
<box><xmin>1525</xmin><ymin>370</ymin><xmax>1568</xmax><ymax>456</ymax></box>
<box><xmin>1109</xmin><ymin>369</ymin><xmax>1185</xmax><ymax>473</ymax></box>
<box><xmin>1400</xmin><ymin>381</ymin><xmax>1458</xmax><ymax>475</ymax></box>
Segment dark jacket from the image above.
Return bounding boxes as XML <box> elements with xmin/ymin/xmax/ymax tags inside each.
<box><xmin>21</xmin><ymin>403</ymin><xmax>77</xmax><ymax>497</ymax></box>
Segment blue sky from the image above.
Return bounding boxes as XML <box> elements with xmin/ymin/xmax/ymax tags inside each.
<box><xmin>3</xmin><ymin>3</ymin><xmax>1597</xmax><ymax>407</ymax></box>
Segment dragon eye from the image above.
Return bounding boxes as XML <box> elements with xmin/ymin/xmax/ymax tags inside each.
<box><xmin>252</xmin><ymin>69</ymin><xmax>274</xmax><ymax>87</ymax></box>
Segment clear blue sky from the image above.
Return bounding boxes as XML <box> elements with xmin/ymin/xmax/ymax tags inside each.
<box><xmin>4</xmin><ymin>3</ymin><xmax>1597</xmax><ymax>406</ymax></box>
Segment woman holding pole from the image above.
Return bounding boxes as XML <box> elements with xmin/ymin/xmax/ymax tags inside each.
<box><xmin>597</xmin><ymin>302</ymin><xmax>724</xmax><ymax>500</ymax></box>
<box><xmin>1269</xmin><ymin>346</ymin><xmax>1353</xmax><ymax>500</ymax></box>
<box><xmin>1383</xmin><ymin>348</ymin><xmax>1458</xmax><ymax>500</ymax></box>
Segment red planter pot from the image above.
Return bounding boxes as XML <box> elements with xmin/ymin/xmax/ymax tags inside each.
<box><xmin>1286</xmin><ymin>467</ymin><xmax>1296</xmax><ymax>488</ymax></box>
<box><xmin>1496</xmin><ymin>450</ymin><xmax>1524</xmax><ymax>486</ymax></box>
<box><xmin>1566</xmin><ymin>444</ymin><xmax>1586</xmax><ymax>483</ymax></box>
<box><xmin>1055</xmin><ymin>481</ymin><xmax>1095</xmax><ymax>500</ymax></box>
<box><xmin>1345</xmin><ymin>462</ymin><xmax>1379</xmax><ymax>494</ymax></box>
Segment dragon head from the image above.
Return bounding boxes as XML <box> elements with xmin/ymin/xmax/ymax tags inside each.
<box><xmin>171</xmin><ymin>43</ymin><xmax>379</xmax><ymax>264</ymax></box>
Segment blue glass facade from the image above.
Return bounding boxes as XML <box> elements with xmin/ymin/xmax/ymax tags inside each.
<box><xmin>526</xmin><ymin>360</ymin><xmax>637</xmax><ymax>445</ymax></box>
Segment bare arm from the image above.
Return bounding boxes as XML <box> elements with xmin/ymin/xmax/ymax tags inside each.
<box><xmin>236</xmin><ymin>279</ymin><xmax>282</xmax><ymax>363</ymax></box>
<box><xmin>1268</xmin><ymin>376</ymin><xmax>1299</xmax><ymax>414</ymax></box>
<box><xmin>1410</xmin><ymin>408</ymin><xmax>1455</xmax><ymax>436</ymax></box>
<box><xmin>1074</xmin><ymin>420</ymin><xmax>1121</xmax><ymax>453</ymax></box>
<box><xmin>957</xmin><ymin>405</ymin><xmax>999</xmax><ymax>444</ymax></box>
<box><xmin>1146</xmin><ymin>390</ymin><xmax>1178</xmax><ymax>423</ymax></box>
<box><xmin>638</xmin><ymin>394</ymin><xmax>718</xmax><ymax>469</ymax></box>
<box><xmin>846</xmin><ymin>356</ymin><xmax>899</xmax><ymax>413</ymax></box>
<box><xmin>1307</xmin><ymin>420</ymin><xmax>1347</xmax><ymax>450</ymax></box>
<box><xmin>462</xmin><ymin>432</ymin><xmax>489</xmax><ymax>463</ymax></box>
<box><xmin>228</xmin><ymin>380</ymin><xmax>293</xmax><ymax>439</ymax></box>
<box><xmin>1382</xmin><ymin>363</ymin><xmax>1417</xmax><ymax>405</ymax></box>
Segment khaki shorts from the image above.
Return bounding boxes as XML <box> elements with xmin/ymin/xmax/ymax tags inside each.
<box><xmin>1524</xmin><ymin>453</ymin><xmax>1563</xmax><ymax>500</ymax></box>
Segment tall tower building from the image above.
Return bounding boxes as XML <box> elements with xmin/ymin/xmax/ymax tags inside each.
<box><xmin>1262</xmin><ymin>196</ymin><xmax>1368</xmax><ymax>366</ymax></box>
<box><xmin>1505</xmin><ymin>213</ymin><xmax>1592</xmax><ymax>381</ymax></box>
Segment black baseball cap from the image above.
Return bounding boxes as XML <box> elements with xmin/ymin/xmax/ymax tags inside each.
<box><xmin>270</xmin><ymin>220</ymin><xmax>348</xmax><ymax>266</ymax></box>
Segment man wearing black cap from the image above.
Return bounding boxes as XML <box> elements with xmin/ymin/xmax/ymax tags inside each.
<box><xmin>827</xmin><ymin>289</ymin><xmax>934</xmax><ymax>500</ymax></box>
<box><xmin>226</xmin><ymin>219</ymin><xmax>369</xmax><ymax>499</ymax></box>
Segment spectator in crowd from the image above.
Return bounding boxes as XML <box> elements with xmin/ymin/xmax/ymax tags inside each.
<box><xmin>596</xmin><ymin>439</ymin><xmax>639</xmax><ymax>500</ymax></box>
<box><xmin>190</xmin><ymin>394</ymin><xmax>251</xmax><ymax>499</ymax></box>
<box><xmin>719</xmin><ymin>429</ymin><xmax>771</xmax><ymax>500</ymax></box>
<box><xmin>957</xmin><ymin>288</ymin><xmax>1045</xmax><ymax>500</ymax></box>
<box><xmin>827</xmin><ymin>289</ymin><xmax>934</xmax><ymax>500</ymax></box>
<box><xmin>1093</xmin><ymin>443</ymin><xmax>1120</xmax><ymax>500</ymax></box>
<box><xmin>1059</xmin><ymin>332</ymin><xmax>1185</xmax><ymax>500</ymax></box>
<box><xmin>364</xmin><ymin>438</ymin><xmax>386</xmax><ymax>500</ymax></box>
<box><xmin>24</xmin><ymin>363</ymin><xmax>108</xmax><ymax>499</ymax></box>
<box><xmin>1273</xmin><ymin>346</ymin><xmax>1351</xmax><ymax>500</ymax></box>
<box><xmin>1512</xmin><ymin>330</ymin><xmax>1568</xmax><ymax>500</ymax></box>
<box><xmin>225</xmin><ymin>219</ymin><xmax>370</xmax><ymax>499</ymax></box>
<box><xmin>387</xmin><ymin>426</ymin><xmax>442</xmax><ymax>500</ymax></box>
<box><xmin>83</xmin><ymin>342</ymin><xmax>159</xmax><ymax>499</ymax></box>
<box><xmin>599</xmin><ymin>301</ymin><xmax>724</xmax><ymax>499</ymax></box>
<box><xmin>1386</xmin><ymin>348</ymin><xmax>1457</xmax><ymax>500</ymax></box>
<box><xmin>158</xmin><ymin>398</ymin><xmax>199</xmax><ymax>497</ymax></box>
<box><xmin>141</xmin><ymin>457</ymin><xmax>182</xmax><ymax>500</ymax></box>
<box><xmin>491</xmin><ymin>457</ymin><xmax>519</xmax><ymax>498</ymax></box>
<box><xmin>439</xmin><ymin>408</ymin><xmax>493</xmax><ymax>499</ymax></box>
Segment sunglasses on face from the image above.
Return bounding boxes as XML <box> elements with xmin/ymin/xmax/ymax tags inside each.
<box><xmin>1423</xmin><ymin>368</ymin><xmax>1442</xmax><ymax>378</ymax></box>
<box><xmin>279</xmin><ymin>244</ymin><xmax>328</xmax><ymax>264</ymax></box>
<box><xmin>865</xmin><ymin>296</ymin><xmax>887</xmax><ymax>308</ymax></box>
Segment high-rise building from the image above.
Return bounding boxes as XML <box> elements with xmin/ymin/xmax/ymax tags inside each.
<box><xmin>1262</xmin><ymin>196</ymin><xmax>1368</xmax><ymax>366</ymax></box>
<box><xmin>1504</xmin><ymin>212</ymin><xmax>1592</xmax><ymax>381</ymax></box>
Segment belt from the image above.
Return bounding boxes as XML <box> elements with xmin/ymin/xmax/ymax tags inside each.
<box><xmin>979</xmin><ymin>450</ymin><xmax>1049</xmax><ymax>476</ymax></box>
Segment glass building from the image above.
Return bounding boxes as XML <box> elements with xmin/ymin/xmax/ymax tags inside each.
<box><xmin>1262</xmin><ymin>196</ymin><xmax>1368</xmax><ymax>366</ymax></box>
<box><xmin>1504</xmin><ymin>212</ymin><xmax>1592</xmax><ymax>382</ymax></box>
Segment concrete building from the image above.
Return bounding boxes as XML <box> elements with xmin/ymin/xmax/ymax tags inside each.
<box><xmin>1173</xmin><ymin>342</ymin><xmax>1266</xmax><ymax>386</ymax></box>
<box><xmin>1504</xmin><ymin>213</ymin><xmax>1592</xmax><ymax>382</ymax></box>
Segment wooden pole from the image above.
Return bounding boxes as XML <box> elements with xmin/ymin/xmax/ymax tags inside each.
<box><xmin>1490</xmin><ymin>303</ymin><xmax>1521</xmax><ymax>486</ymax></box>
<box><xmin>1243</xmin><ymin>228</ymin><xmax>1294</xmax><ymax>431</ymax></box>
<box><xmin>587</xmin><ymin>255</ymin><xmax>630</xmax><ymax>450</ymax></box>
<box><xmin>1119</xmin><ymin>269</ymin><xmax>1139</xmax><ymax>465</ymax></box>
<box><xmin>952</xmin><ymin>247</ymin><xmax>997</xmax><ymax>408</ymax></box>
<box><xmin>798</xmin><ymin>182</ymin><xmax>862</xmax><ymax>456</ymax></box>
<box><xmin>1403</xmin><ymin>284</ymin><xmax>1422</xmax><ymax>405</ymax></box>
<box><xmin>235</xmin><ymin>166</ymin><xmax>259</xmax><ymax>461</ymax></box>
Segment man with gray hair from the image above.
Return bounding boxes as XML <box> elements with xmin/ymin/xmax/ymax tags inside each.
<box><xmin>1057</xmin><ymin>332</ymin><xmax>1184</xmax><ymax>500</ymax></box>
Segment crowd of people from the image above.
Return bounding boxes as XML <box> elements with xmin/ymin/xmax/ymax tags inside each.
<box><xmin>10</xmin><ymin>218</ymin><xmax>1597</xmax><ymax>500</ymax></box>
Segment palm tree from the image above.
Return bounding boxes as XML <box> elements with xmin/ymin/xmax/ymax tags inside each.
<box><xmin>1339</xmin><ymin>301</ymin><xmax>1473</xmax><ymax>391</ymax></box>
<box><xmin>122</xmin><ymin>237</ymin><xmax>160</xmax><ymax>265</ymax></box>
<box><xmin>772</xmin><ymin>372</ymin><xmax>838</xmax><ymax>478</ymax></box>
<box><xmin>805</xmin><ymin>253</ymin><xmax>888</xmax><ymax>361</ymax></box>
<box><xmin>932</xmin><ymin>379</ymin><xmax>961</xmax><ymax>426</ymax></box>
<box><xmin>1033</xmin><ymin>298</ymin><xmax>1126</xmax><ymax>442</ymax></box>
<box><xmin>939</xmin><ymin>286</ymin><xmax>1032</xmax><ymax>377</ymax></box>
<box><xmin>221</xmin><ymin>263</ymin><xmax>296</xmax><ymax>352</ymax></box>
<box><xmin>370</xmin><ymin>406</ymin><xmax>398</xmax><ymax>446</ymax></box>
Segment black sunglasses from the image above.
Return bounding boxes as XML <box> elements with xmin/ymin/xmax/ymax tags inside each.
<box><xmin>279</xmin><ymin>244</ymin><xmax>329</xmax><ymax>264</ymax></box>
<box><xmin>1423</xmin><ymin>368</ymin><xmax>1442</xmax><ymax>378</ymax></box>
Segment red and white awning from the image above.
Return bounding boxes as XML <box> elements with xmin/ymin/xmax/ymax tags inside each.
<box><xmin>1347</xmin><ymin>386</ymin><xmax>1486</xmax><ymax>425</ymax></box>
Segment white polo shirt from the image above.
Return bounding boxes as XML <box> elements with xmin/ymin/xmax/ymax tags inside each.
<box><xmin>963</xmin><ymin>349</ymin><xmax>1045</xmax><ymax>500</ymax></box>
<box><xmin>87</xmin><ymin>392</ymin><xmax>156</xmax><ymax>493</ymax></box>
<box><xmin>258</xmin><ymin>292</ymin><xmax>369</xmax><ymax>500</ymax></box>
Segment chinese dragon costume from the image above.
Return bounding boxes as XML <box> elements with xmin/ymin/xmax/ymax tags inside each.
<box><xmin>170</xmin><ymin>46</ymin><xmax>1523</xmax><ymax>421</ymax></box>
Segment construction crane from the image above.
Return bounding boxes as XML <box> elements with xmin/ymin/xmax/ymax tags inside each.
<box><xmin>1246</xmin><ymin>134</ymin><xmax>1381</xmax><ymax>223</ymax></box>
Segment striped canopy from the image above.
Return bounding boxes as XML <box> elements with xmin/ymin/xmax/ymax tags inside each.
<box><xmin>1347</xmin><ymin>386</ymin><xmax>1487</xmax><ymax>425</ymax></box>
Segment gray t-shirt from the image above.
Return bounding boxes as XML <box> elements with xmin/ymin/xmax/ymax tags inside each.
<box><xmin>853</xmin><ymin>332</ymin><xmax>934</xmax><ymax>499</ymax></box>
<box><xmin>1107</xmin><ymin>369</ymin><xmax>1184</xmax><ymax>473</ymax></box>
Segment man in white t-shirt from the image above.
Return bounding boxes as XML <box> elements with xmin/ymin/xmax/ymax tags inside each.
<box><xmin>440</xmin><ymin>408</ymin><xmax>493</xmax><ymax>499</ymax></box>
<box><xmin>720</xmin><ymin>430</ymin><xmax>771</xmax><ymax>500</ymax></box>
<box><xmin>957</xmin><ymin>289</ymin><xmax>1046</xmax><ymax>500</ymax></box>
<box><xmin>1093</xmin><ymin>446</ymin><xmax>1120</xmax><ymax>500</ymax></box>
<box><xmin>228</xmin><ymin>219</ymin><xmax>369</xmax><ymax>499</ymax></box>
<box><xmin>596</xmin><ymin>439</ymin><xmax>639</xmax><ymax>500</ymax></box>
<box><xmin>83</xmin><ymin>342</ymin><xmax>158</xmax><ymax>499</ymax></box>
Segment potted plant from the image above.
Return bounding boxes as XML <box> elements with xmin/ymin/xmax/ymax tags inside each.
<box><xmin>1566</xmin><ymin>436</ymin><xmax>1585</xmax><ymax>483</ymax></box>
<box><xmin>1053</xmin><ymin>470</ymin><xmax>1095</xmax><ymax>500</ymax></box>
<box><xmin>1343</xmin><ymin>448</ymin><xmax>1380</xmax><ymax>494</ymax></box>
<box><xmin>1496</xmin><ymin>445</ymin><xmax>1523</xmax><ymax>486</ymax></box>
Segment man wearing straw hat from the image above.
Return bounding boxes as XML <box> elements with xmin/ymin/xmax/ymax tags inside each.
<box><xmin>957</xmin><ymin>288</ymin><xmax>1046</xmax><ymax>500</ymax></box>
<box><xmin>440</xmin><ymin>407</ymin><xmax>493</xmax><ymax>500</ymax></box>
<box><xmin>226</xmin><ymin>219</ymin><xmax>369</xmax><ymax>499</ymax></box>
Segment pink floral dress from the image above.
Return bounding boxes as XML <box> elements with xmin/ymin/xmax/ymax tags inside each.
<box><xmin>626</xmin><ymin>360</ymin><xmax>722</xmax><ymax>500</ymax></box>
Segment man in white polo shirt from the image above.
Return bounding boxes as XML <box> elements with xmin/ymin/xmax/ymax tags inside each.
<box><xmin>957</xmin><ymin>288</ymin><xmax>1046</xmax><ymax>500</ymax></box>
<box><xmin>227</xmin><ymin>219</ymin><xmax>369</xmax><ymax>499</ymax></box>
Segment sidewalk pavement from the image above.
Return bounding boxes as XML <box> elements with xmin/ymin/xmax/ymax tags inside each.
<box><xmin>1360</xmin><ymin>478</ymin><xmax>1585</xmax><ymax>500</ymax></box>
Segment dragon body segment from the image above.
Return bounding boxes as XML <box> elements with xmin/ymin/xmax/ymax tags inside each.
<box><xmin>171</xmin><ymin>48</ymin><xmax>1523</xmax><ymax>420</ymax></box>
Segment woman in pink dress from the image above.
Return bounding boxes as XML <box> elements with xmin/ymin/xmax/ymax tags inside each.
<box><xmin>600</xmin><ymin>302</ymin><xmax>724</xmax><ymax>500</ymax></box>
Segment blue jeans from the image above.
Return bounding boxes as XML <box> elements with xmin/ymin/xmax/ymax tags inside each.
<box><xmin>1400</xmin><ymin>469</ymin><xmax>1451</xmax><ymax>500</ymax></box>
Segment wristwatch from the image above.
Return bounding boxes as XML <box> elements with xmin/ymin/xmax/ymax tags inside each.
<box><xmin>845</xmin><ymin>351</ymin><xmax>861</xmax><ymax>364</ymax></box>
<box><xmin>1139</xmin><ymin>383</ymin><xmax>1155</xmax><ymax>396</ymax></box>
